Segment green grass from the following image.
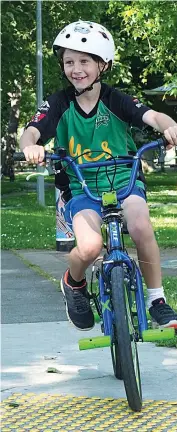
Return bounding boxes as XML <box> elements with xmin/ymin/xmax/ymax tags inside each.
<box><xmin>1</xmin><ymin>175</ymin><xmax>28</xmax><ymax>194</ymax></box>
<box><xmin>145</xmin><ymin>170</ymin><xmax>177</xmax><ymax>187</ymax></box>
<box><xmin>1</xmin><ymin>172</ymin><xmax>54</xmax><ymax>195</ymax></box>
<box><xmin>150</xmin><ymin>206</ymin><xmax>177</xmax><ymax>247</ymax></box>
<box><xmin>1</xmin><ymin>174</ymin><xmax>56</xmax><ymax>249</ymax></box>
<box><xmin>146</xmin><ymin>171</ymin><xmax>177</xmax><ymax>206</ymax></box>
<box><xmin>163</xmin><ymin>276</ymin><xmax>177</xmax><ymax>312</ymax></box>
<box><xmin>146</xmin><ymin>171</ymin><xmax>177</xmax><ymax>203</ymax></box>
<box><xmin>124</xmin><ymin>171</ymin><xmax>177</xmax><ymax>248</ymax></box>
<box><xmin>1</xmin><ymin>170</ymin><xmax>177</xmax><ymax>249</ymax></box>
<box><xmin>1</xmin><ymin>188</ymin><xmax>55</xmax><ymax>208</ymax></box>
<box><xmin>147</xmin><ymin>188</ymin><xmax>177</xmax><ymax>204</ymax></box>
<box><xmin>1</xmin><ymin>190</ymin><xmax>56</xmax><ymax>249</ymax></box>
<box><xmin>124</xmin><ymin>204</ymin><xmax>177</xmax><ymax>249</ymax></box>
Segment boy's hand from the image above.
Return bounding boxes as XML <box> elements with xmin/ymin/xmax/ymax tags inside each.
<box><xmin>164</xmin><ymin>125</ymin><xmax>177</xmax><ymax>149</ymax></box>
<box><xmin>23</xmin><ymin>145</ymin><xmax>45</xmax><ymax>164</ymax></box>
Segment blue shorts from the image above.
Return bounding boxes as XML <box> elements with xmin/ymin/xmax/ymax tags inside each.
<box><xmin>64</xmin><ymin>186</ymin><xmax>146</xmax><ymax>229</ymax></box>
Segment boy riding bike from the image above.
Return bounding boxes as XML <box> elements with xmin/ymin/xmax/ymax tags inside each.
<box><xmin>20</xmin><ymin>21</ymin><xmax>177</xmax><ymax>331</ymax></box>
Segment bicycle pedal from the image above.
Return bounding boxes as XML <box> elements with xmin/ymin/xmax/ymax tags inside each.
<box><xmin>79</xmin><ymin>335</ymin><xmax>110</xmax><ymax>350</ymax></box>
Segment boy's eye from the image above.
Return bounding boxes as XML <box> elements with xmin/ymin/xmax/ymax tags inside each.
<box><xmin>64</xmin><ymin>58</ymin><xmax>89</xmax><ymax>65</ymax></box>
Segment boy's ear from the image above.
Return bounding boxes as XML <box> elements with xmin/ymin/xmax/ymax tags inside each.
<box><xmin>103</xmin><ymin>63</ymin><xmax>109</xmax><ymax>71</ymax></box>
<box><xmin>99</xmin><ymin>61</ymin><xmax>109</xmax><ymax>72</ymax></box>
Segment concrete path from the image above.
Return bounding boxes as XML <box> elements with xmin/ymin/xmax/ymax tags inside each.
<box><xmin>13</xmin><ymin>247</ymin><xmax>177</xmax><ymax>282</ymax></box>
<box><xmin>1</xmin><ymin>321</ymin><xmax>177</xmax><ymax>402</ymax></box>
<box><xmin>1</xmin><ymin>251</ymin><xmax>66</xmax><ymax>324</ymax></box>
<box><xmin>1</xmin><ymin>249</ymin><xmax>177</xmax><ymax>404</ymax></box>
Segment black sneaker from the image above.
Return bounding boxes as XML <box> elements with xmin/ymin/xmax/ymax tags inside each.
<box><xmin>149</xmin><ymin>298</ymin><xmax>177</xmax><ymax>328</ymax></box>
<box><xmin>60</xmin><ymin>269</ymin><xmax>95</xmax><ymax>331</ymax></box>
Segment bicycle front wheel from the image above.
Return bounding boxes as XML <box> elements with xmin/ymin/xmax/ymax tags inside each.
<box><xmin>110</xmin><ymin>323</ymin><xmax>123</xmax><ymax>380</ymax></box>
<box><xmin>111</xmin><ymin>266</ymin><xmax>142</xmax><ymax>412</ymax></box>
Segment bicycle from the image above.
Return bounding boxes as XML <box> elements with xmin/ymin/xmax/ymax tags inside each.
<box><xmin>14</xmin><ymin>138</ymin><xmax>176</xmax><ymax>412</ymax></box>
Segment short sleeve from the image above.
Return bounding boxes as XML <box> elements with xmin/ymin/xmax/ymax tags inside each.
<box><xmin>25</xmin><ymin>92</ymin><xmax>61</xmax><ymax>145</ymax></box>
<box><xmin>110</xmin><ymin>89</ymin><xmax>151</xmax><ymax>129</ymax></box>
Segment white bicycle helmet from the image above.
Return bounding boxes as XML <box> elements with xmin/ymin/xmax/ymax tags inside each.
<box><xmin>53</xmin><ymin>20</ymin><xmax>115</xmax><ymax>65</ymax></box>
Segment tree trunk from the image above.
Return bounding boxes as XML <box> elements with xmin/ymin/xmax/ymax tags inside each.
<box><xmin>1</xmin><ymin>80</ymin><xmax>21</xmax><ymax>181</ymax></box>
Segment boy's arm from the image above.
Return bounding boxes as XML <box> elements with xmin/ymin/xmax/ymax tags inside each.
<box><xmin>19</xmin><ymin>92</ymin><xmax>61</xmax><ymax>163</ymax></box>
<box><xmin>19</xmin><ymin>126</ymin><xmax>44</xmax><ymax>164</ymax></box>
<box><xmin>112</xmin><ymin>89</ymin><xmax>177</xmax><ymax>147</ymax></box>
<box><xmin>142</xmin><ymin>110</ymin><xmax>177</xmax><ymax>147</ymax></box>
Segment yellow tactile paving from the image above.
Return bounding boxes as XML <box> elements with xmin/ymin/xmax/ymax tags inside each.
<box><xmin>1</xmin><ymin>394</ymin><xmax>177</xmax><ymax>431</ymax></box>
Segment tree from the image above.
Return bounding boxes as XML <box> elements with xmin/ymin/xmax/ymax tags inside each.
<box><xmin>2</xmin><ymin>0</ymin><xmax>177</xmax><ymax>179</ymax></box>
<box><xmin>107</xmin><ymin>0</ymin><xmax>177</xmax><ymax>97</ymax></box>
<box><xmin>1</xmin><ymin>0</ymin><xmax>105</xmax><ymax>177</ymax></box>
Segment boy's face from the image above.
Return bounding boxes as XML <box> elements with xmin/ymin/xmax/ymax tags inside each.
<box><xmin>63</xmin><ymin>49</ymin><xmax>102</xmax><ymax>91</ymax></box>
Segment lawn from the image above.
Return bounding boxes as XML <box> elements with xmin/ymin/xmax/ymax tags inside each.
<box><xmin>146</xmin><ymin>170</ymin><xmax>177</xmax><ymax>248</ymax></box>
<box><xmin>1</xmin><ymin>190</ymin><xmax>56</xmax><ymax>249</ymax></box>
<box><xmin>1</xmin><ymin>170</ymin><xmax>177</xmax><ymax>249</ymax></box>
<box><xmin>1</xmin><ymin>171</ymin><xmax>54</xmax><ymax>195</ymax></box>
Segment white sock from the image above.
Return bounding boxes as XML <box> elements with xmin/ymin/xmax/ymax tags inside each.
<box><xmin>147</xmin><ymin>287</ymin><xmax>166</xmax><ymax>310</ymax></box>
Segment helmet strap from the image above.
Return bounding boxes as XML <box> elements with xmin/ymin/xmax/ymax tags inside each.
<box><xmin>61</xmin><ymin>63</ymin><xmax>106</xmax><ymax>97</ymax></box>
<box><xmin>74</xmin><ymin>77</ymin><xmax>100</xmax><ymax>97</ymax></box>
<box><xmin>74</xmin><ymin>63</ymin><xmax>106</xmax><ymax>97</ymax></box>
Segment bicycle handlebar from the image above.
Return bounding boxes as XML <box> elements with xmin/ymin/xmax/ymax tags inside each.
<box><xmin>13</xmin><ymin>137</ymin><xmax>167</xmax><ymax>203</ymax></box>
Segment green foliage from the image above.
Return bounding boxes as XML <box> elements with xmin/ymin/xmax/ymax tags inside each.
<box><xmin>107</xmin><ymin>0</ymin><xmax>177</xmax><ymax>95</ymax></box>
<box><xmin>1</xmin><ymin>1</ymin><xmax>106</xmax><ymax>134</ymax></box>
<box><xmin>2</xmin><ymin>1</ymin><xmax>36</xmax><ymax>134</ymax></box>
<box><xmin>2</xmin><ymin>0</ymin><xmax>177</xmax><ymax>137</ymax></box>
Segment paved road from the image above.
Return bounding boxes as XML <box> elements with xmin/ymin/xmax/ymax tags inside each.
<box><xmin>1</xmin><ymin>251</ymin><xmax>66</xmax><ymax>324</ymax></box>
<box><xmin>2</xmin><ymin>248</ymin><xmax>176</xmax><ymax>324</ymax></box>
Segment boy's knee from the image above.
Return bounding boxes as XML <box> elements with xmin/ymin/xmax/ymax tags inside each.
<box><xmin>128</xmin><ymin>217</ymin><xmax>154</xmax><ymax>243</ymax></box>
<box><xmin>77</xmin><ymin>240</ymin><xmax>102</xmax><ymax>263</ymax></box>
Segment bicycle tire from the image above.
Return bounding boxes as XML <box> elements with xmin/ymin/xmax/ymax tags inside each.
<box><xmin>111</xmin><ymin>266</ymin><xmax>142</xmax><ymax>412</ymax></box>
<box><xmin>110</xmin><ymin>323</ymin><xmax>123</xmax><ymax>380</ymax></box>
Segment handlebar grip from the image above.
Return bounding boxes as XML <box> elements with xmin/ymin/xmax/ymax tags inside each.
<box><xmin>13</xmin><ymin>152</ymin><xmax>26</xmax><ymax>161</ymax></box>
<box><xmin>161</xmin><ymin>137</ymin><xmax>168</xmax><ymax>147</ymax></box>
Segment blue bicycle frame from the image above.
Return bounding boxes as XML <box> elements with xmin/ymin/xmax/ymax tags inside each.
<box><xmin>51</xmin><ymin>138</ymin><xmax>166</xmax><ymax>340</ymax></box>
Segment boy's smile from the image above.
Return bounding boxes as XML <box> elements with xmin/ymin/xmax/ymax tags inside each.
<box><xmin>72</xmin><ymin>76</ymin><xmax>87</xmax><ymax>82</ymax></box>
<box><xmin>63</xmin><ymin>49</ymin><xmax>101</xmax><ymax>91</ymax></box>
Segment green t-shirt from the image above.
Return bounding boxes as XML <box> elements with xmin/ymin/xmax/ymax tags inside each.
<box><xmin>27</xmin><ymin>83</ymin><xmax>150</xmax><ymax>196</ymax></box>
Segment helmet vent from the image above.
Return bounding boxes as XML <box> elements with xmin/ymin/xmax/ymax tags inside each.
<box><xmin>99</xmin><ymin>31</ymin><xmax>109</xmax><ymax>40</ymax></box>
<box><xmin>53</xmin><ymin>21</ymin><xmax>115</xmax><ymax>64</ymax></box>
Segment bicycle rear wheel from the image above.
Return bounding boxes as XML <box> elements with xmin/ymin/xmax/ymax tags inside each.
<box><xmin>111</xmin><ymin>266</ymin><xmax>142</xmax><ymax>412</ymax></box>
